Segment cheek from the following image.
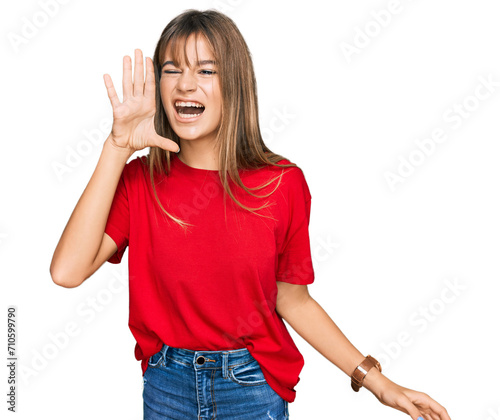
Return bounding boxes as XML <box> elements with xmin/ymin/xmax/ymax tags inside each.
<box><xmin>211</xmin><ymin>90</ymin><xmax>222</xmax><ymax>114</ymax></box>
<box><xmin>208</xmin><ymin>80</ymin><xmax>222</xmax><ymax>108</ymax></box>
<box><xmin>215</xmin><ymin>94</ymin><xmax>223</xmax><ymax>115</ymax></box>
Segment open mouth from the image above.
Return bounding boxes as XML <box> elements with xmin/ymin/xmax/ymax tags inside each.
<box><xmin>174</xmin><ymin>101</ymin><xmax>205</xmax><ymax>119</ymax></box>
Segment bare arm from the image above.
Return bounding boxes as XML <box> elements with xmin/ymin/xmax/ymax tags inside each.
<box><xmin>49</xmin><ymin>139</ymin><xmax>133</xmax><ymax>288</ymax></box>
<box><xmin>275</xmin><ymin>281</ymin><xmax>451</xmax><ymax>420</ymax></box>
<box><xmin>276</xmin><ymin>282</ymin><xmax>367</xmax><ymax>377</ymax></box>
<box><xmin>50</xmin><ymin>49</ymin><xmax>179</xmax><ymax>288</ymax></box>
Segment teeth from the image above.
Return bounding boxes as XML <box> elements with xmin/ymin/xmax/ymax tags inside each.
<box><xmin>178</xmin><ymin>111</ymin><xmax>203</xmax><ymax>119</ymax></box>
<box><xmin>175</xmin><ymin>101</ymin><xmax>204</xmax><ymax>108</ymax></box>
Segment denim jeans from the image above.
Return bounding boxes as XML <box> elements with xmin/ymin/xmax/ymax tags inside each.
<box><xmin>142</xmin><ymin>343</ymin><xmax>289</xmax><ymax>419</ymax></box>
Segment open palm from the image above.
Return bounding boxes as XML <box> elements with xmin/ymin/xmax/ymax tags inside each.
<box><xmin>103</xmin><ymin>49</ymin><xmax>179</xmax><ymax>154</ymax></box>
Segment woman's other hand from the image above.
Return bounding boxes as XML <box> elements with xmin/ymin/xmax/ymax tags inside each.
<box><xmin>363</xmin><ymin>369</ymin><xmax>452</xmax><ymax>420</ymax></box>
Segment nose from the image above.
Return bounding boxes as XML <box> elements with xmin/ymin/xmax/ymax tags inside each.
<box><xmin>176</xmin><ymin>70</ymin><xmax>197</xmax><ymax>92</ymax></box>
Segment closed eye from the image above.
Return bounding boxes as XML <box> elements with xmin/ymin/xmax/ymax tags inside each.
<box><xmin>162</xmin><ymin>70</ymin><xmax>216</xmax><ymax>75</ymax></box>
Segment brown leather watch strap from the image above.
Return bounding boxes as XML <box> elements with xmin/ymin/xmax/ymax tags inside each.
<box><xmin>351</xmin><ymin>355</ymin><xmax>381</xmax><ymax>392</ymax></box>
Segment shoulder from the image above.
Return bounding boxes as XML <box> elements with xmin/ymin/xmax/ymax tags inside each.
<box><xmin>272</xmin><ymin>158</ymin><xmax>312</xmax><ymax>202</ymax></box>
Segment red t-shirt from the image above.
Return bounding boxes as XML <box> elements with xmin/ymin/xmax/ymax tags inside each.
<box><xmin>104</xmin><ymin>153</ymin><xmax>314</xmax><ymax>402</ymax></box>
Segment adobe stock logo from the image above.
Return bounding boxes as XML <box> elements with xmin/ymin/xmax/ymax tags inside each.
<box><xmin>0</xmin><ymin>232</ymin><xmax>7</xmax><ymax>247</ymax></box>
<box><xmin>51</xmin><ymin>117</ymin><xmax>112</xmax><ymax>182</ymax></box>
<box><xmin>19</xmin><ymin>267</ymin><xmax>128</xmax><ymax>386</ymax></box>
<box><xmin>384</xmin><ymin>74</ymin><xmax>499</xmax><ymax>192</ymax></box>
<box><xmin>212</xmin><ymin>0</ymin><xmax>244</xmax><ymax>14</ymax></box>
<box><xmin>374</xmin><ymin>277</ymin><xmax>466</xmax><ymax>370</ymax></box>
<box><xmin>260</xmin><ymin>106</ymin><xmax>297</xmax><ymax>144</ymax></box>
<box><xmin>484</xmin><ymin>407</ymin><xmax>500</xmax><ymax>420</ymax></box>
<box><xmin>8</xmin><ymin>0</ymin><xmax>72</xmax><ymax>54</ymax></box>
<box><xmin>340</xmin><ymin>0</ymin><xmax>416</xmax><ymax>63</ymax></box>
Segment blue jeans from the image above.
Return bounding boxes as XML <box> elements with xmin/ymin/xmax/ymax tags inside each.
<box><xmin>142</xmin><ymin>343</ymin><xmax>289</xmax><ymax>419</ymax></box>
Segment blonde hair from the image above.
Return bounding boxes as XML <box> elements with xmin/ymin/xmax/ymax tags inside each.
<box><xmin>147</xmin><ymin>9</ymin><xmax>299</xmax><ymax>229</ymax></box>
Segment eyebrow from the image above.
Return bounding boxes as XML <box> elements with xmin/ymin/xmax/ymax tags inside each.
<box><xmin>161</xmin><ymin>60</ymin><xmax>216</xmax><ymax>69</ymax></box>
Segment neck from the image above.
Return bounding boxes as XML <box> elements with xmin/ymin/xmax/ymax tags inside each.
<box><xmin>177</xmin><ymin>137</ymin><xmax>220</xmax><ymax>171</ymax></box>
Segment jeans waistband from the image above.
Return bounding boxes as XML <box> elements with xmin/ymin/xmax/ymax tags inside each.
<box><xmin>158</xmin><ymin>343</ymin><xmax>254</xmax><ymax>369</ymax></box>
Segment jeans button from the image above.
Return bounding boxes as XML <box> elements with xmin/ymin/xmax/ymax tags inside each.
<box><xmin>196</xmin><ymin>356</ymin><xmax>206</xmax><ymax>365</ymax></box>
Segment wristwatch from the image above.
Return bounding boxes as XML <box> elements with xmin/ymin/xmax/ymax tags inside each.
<box><xmin>351</xmin><ymin>355</ymin><xmax>382</xmax><ymax>392</ymax></box>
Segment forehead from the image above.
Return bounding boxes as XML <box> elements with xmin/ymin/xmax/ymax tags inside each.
<box><xmin>163</xmin><ymin>33</ymin><xmax>215</xmax><ymax>66</ymax></box>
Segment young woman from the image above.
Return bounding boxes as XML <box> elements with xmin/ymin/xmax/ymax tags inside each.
<box><xmin>50</xmin><ymin>9</ymin><xmax>452</xmax><ymax>420</ymax></box>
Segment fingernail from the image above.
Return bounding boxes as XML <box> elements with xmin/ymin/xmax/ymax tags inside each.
<box><xmin>417</xmin><ymin>417</ymin><xmax>424</xmax><ymax>420</ymax></box>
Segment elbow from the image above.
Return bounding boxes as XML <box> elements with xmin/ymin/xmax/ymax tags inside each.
<box><xmin>50</xmin><ymin>263</ymin><xmax>84</xmax><ymax>288</ymax></box>
<box><xmin>52</xmin><ymin>279</ymin><xmax>81</xmax><ymax>289</ymax></box>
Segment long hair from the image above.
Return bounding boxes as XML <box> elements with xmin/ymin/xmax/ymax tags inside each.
<box><xmin>147</xmin><ymin>9</ymin><xmax>299</xmax><ymax>229</ymax></box>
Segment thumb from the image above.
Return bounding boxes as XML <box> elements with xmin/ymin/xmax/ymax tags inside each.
<box><xmin>150</xmin><ymin>133</ymin><xmax>180</xmax><ymax>154</ymax></box>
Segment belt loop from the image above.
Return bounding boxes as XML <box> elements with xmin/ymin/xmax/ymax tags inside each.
<box><xmin>161</xmin><ymin>343</ymin><xmax>169</xmax><ymax>362</ymax></box>
<box><xmin>222</xmin><ymin>352</ymin><xmax>228</xmax><ymax>379</ymax></box>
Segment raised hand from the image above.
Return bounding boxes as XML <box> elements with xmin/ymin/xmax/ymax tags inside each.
<box><xmin>103</xmin><ymin>49</ymin><xmax>179</xmax><ymax>154</ymax></box>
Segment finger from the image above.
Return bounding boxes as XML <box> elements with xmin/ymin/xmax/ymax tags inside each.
<box><xmin>426</xmin><ymin>410</ymin><xmax>441</xmax><ymax>420</ymax></box>
<box><xmin>427</xmin><ymin>399</ymin><xmax>451</xmax><ymax>420</ymax></box>
<box><xmin>150</xmin><ymin>134</ymin><xmax>180</xmax><ymax>154</ymax></box>
<box><xmin>397</xmin><ymin>397</ymin><xmax>425</xmax><ymax>420</ymax></box>
<box><xmin>409</xmin><ymin>391</ymin><xmax>451</xmax><ymax>420</ymax></box>
<box><xmin>144</xmin><ymin>57</ymin><xmax>156</xmax><ymax>99</ymax></box>
<box><xmin>103</xmin><ymin>74</ymin><xmax>121</xmax><ymax>109</ymax></box>
<box><xmin>133</xmin><ymin>49</ymin><xmax>144</xmax><ymax>97</ymax></box>
<box><xmin>123</xmin><ymin>55</ymin><xmax>132</xmax><ymax>101</ymax></box>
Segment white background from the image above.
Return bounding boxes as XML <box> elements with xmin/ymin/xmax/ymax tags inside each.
<box><xmin>2</xmin><ymin>0</ymin><xmax>499</xmax><ymax>419</ymax></box>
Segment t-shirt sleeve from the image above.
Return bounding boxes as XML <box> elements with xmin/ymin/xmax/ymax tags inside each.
<box><xmin>104</xmin><ymin>163</ymin><xmax>131</xmax><ymax>264</ymax></box>
<box><xmin>276</xmin><ymin>167</ymin><xmax>315</xmax><ymax>285</ymax></box>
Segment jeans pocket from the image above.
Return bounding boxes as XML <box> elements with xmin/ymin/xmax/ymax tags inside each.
<box><xmin>147</xmin><ymin>349</ymin><xmax>165</xmax><ymax>368</ymax></box>
<box><xmin>229</xmin><ymin>358</ymin><xmax>267</xmax><ymax>386</ymax></box>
